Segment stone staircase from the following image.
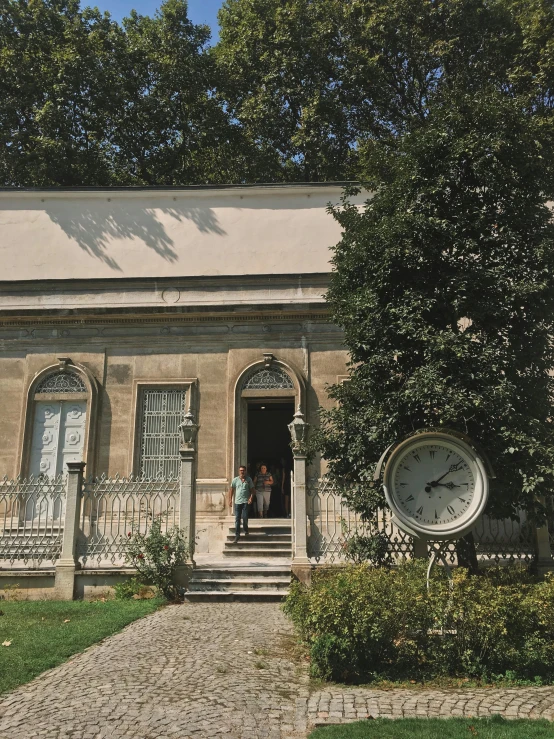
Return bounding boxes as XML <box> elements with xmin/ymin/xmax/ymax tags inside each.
<box><xmin>222</xmin><ymin>520</ymin><xmax>292</xmax><ymax>559</ymax></box>
<box><xmin>185</xmin><ymin>519</ymin><xmax>292</xmax><ymax>602</ymax></box>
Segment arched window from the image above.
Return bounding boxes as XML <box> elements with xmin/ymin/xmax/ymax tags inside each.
<box><xmin>243</xmin><ymin>367</ymin><xmax>294</xmax><ymax>391</ymax></box>
<box><xmin>29</xmin><ymin>371</ymin><xmax>88</xmax><ymax>478</ymax></box>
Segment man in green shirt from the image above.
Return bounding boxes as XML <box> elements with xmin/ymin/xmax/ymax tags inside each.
<box><xmin>228</xmin><ymin>465</ymin><xmax>255</xmax><ymax>543</ymax></box>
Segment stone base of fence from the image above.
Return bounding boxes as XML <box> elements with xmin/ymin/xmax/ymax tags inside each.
<box><xmin>0</xmin><ymin>568</ymin><xmax>140</xmax><ymax>601</ymax></box>
<box><xmin>291</xmin><ymin>562</ymin><xmax>313</xmax><ymax>587</ymax></box>
<box><xmin>54</xmin><ymin>561</ymin><xmax>77</xmax><ymax>600</ymax></box>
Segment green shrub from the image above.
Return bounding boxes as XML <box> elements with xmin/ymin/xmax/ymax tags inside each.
<box><xmin>125</xmin><ymin>519</ymin><xmax>189</xmax><ymax>600</ymax></box>
<box><xmin>342</xmin><ymin>532</ymin><xmax>392</xmax><ymax>567</ymax></box>
<box><xmin>113</xmin><ymin>576</ymin><xmax>150</xmax><ymax>600</ymax></box>
<box><xmin>283</xmin><ymin>563</ymin><xmax>554</xmax><ymax>684</ymax></box>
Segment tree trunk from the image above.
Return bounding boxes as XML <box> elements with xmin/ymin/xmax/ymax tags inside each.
<box><xmin>456</xmin><ymin>531</ymin><xmax>479</xmax><ymax>575</ymax></box>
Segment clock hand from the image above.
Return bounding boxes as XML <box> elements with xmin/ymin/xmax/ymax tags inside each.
<box><xmin>427</xmin><ymin>462</ymin><xmax>463</xmax><ymax>486</ymax></box>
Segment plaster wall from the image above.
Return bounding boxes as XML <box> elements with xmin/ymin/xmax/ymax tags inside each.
<box><xmin>0</xmin><ymin>185</ymin><xmax>365</xmax><ymax>282</ymax></box>
<box><xmin>0</xmin><ymin>331</ymin><xmax>349</xmax><ymax>508</ymax></box>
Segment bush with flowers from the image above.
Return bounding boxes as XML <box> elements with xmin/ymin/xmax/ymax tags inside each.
<box><xmin>124</xmin><ymin>518</ymin><xmax>189</xmax><ymax>600</ymax></box>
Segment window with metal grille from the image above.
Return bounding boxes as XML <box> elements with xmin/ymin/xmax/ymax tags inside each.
<box><xmin>138</xmin><ymin>389</ymin><xmax>186</xmax><ymax>480</ymax></box>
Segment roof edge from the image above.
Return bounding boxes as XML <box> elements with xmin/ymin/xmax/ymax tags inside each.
<box><xmin>0</xmin><ymin>181</ymin><xmax>359</xmax><ymax>194</ymax></box>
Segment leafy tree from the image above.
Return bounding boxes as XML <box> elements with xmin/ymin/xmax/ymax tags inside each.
<box><xmin>0</xmin><ymin>0</ymin><xmax>253</xmax><ymax>186</ymax></box>
<box><xmin>312</xmin><ymin>1</ymin><xmax>554</xmax><ymax>536</ymax></box>
<box><xmin>216</xmin><ymin>0</ymin><xmax>554</xmax><ymax>183</ymax></box>
<box><xmin>0</xmin><ymin>0</ymin><xmax>125</xmax><ymax>186</ymax></box>
<box><xmin>215</xmin><ymin>0</ymin><xmax>358</xmax><ymax>181</ymax></box>
<box><xmin>111</xmin><ymin>0</ymin><xmax>255</xmax><ymax>185</ymax></box>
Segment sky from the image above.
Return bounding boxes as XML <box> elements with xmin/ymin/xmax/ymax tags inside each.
<box><xmin>91</xmin><ymin>0</ymin><xmax>224</xmax><ymax>41</ymax></box>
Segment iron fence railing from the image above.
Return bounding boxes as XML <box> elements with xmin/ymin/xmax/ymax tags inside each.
<box><xmin>0</xmin><ymin>471</ymin><xmax>544</xmax><ymax>571</ymax></box>
<box><xmin>307</xmin><ymin>477</ymin><xmax>535</xmax><ymax>565</ymax></box>
<box><xmin>77</xmin><ymin>475</ymin><xmax>179</xmax><ymax>566</ymax></box>
<box><xmin>0</xmin><ymin>475</ymin><xmax>66</xmax><ymax>566</ymax></box>
<box><xmin>307</xmin><ymin>477</ymin><xmax>413</xmax><ymax>563</ymax></box>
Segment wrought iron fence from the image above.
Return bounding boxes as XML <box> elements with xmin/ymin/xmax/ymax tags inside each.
<box><xmin>440</xmin><ymin>514</ymin><xmax>535</xmax><ymax>565</ymax></box>
<box><xmin>307</xmin><ymin>477</ymin><xmax>413</xmax><ymax>563</ymax></box>
<box><xmin>307</xmin><ymin>477</ymin><xmax>536</xmax><ymax>565</ymax></box>
<box><xmin>77</xmin><ymin>475</ymin><xmax>179</xmax><ymax>566</ymax></box>
<box><xmin>0</xmin><ymin>475</ymin><xmax>66</xmax><ymax>566</ymax></box>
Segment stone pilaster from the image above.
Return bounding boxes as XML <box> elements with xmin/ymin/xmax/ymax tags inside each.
<box><xmin>55</xmin><ymin>461</ymin><xmax>85</xmax><ymax>600</ymax></box>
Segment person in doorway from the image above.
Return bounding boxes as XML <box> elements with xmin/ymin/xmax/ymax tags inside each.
<box><xmin>253</xmin><ymin>463</ymin><xmax>273</xmax><ymax>518</ymax></box>
<box><xmin>228</xmin><ymin>465</ymin><xmax>255</xmax><ymax>543</ymax></box>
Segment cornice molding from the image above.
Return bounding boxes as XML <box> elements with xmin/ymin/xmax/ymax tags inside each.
<box><xmin>0</xmin><ymin>312</ymin><xmax>331</xmax><ymax>328</ymax></box>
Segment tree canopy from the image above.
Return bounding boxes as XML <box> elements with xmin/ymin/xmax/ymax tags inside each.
<box><xmin>0</xmin><ymin>0</ymin><xmax>256</xmax><ymax>186</ymax></box>
<box><xmin>311</xmin><ymin>0</ymin><xmax>554</xmax><ymax>523</ymax></box>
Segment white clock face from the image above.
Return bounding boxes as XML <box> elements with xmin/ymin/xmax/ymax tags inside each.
<box><xmin>392</xmin><ymin>443</ymin><xmax>475</xmax><ymax>526</ymax></box>
<box><xmin>383</xmin><ymin>433</ymin><xmax>488</xmax><ymax>539</ymax></box>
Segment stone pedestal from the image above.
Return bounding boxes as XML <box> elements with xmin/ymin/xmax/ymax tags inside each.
<box><xmin>291</xmin><ymin>562</ymin><xmax>312</xmax><ymax>587</ymax></box>
<box><xmin>292</xmin><ymin>453</ymin><xmax>310</xmax><ymax>566</ymax></box>
<box><xmin>179</xmin><ymin>446</ymin><xmax>196</xmax><ymax>567</ymax></box>
<box><xmin>534</xmin><ymin>522</ymin><xmax>553</xmax><ymax>576</ymax></box>
<box><xmin>413</xmin><ymin>537</ymin><xmax>428</xmax><ymax>560</ymax></box>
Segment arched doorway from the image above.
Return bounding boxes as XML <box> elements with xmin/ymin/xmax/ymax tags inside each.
<box><xmin>233</xmin><ymin>356</ymin><xmax>304</xmax><ymax>516</ymax></box>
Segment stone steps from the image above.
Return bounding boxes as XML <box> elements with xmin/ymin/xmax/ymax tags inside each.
<box><xmin>184</xmin><ymin>590</ymin><xmax>286</xmax><ymax>603</ymax></box>
<box><xmin>186</xmin><ymin>529</ymin><xmax>292</xmax><ymax>601</ymax></box>
<box><xmin>222</xmin><ymin>547</ymin><xmax>292</xmax><ymax>558</ymax></box>
<box><xmin>225</xmin><ymin>533</ymin><xmax>292</xmax><ymax>545</ymax></box>
<box><xmin>222</xmin><ymin>520</ymin><xmax>292</xmax><ymax>560</ymax></box>
<box><xmin>190</xmin><ymin>577</ymin><xmax>290</xmax><ymax>592</ymax></box>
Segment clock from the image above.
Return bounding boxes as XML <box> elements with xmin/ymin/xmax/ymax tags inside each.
<box><xmin>382</xmin><ymin>431</ymin><xmax>489</xmax><ymax>540</ymax></box>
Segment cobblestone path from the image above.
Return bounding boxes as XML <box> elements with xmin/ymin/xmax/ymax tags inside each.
<box><xmin>1</xmin><ymin>603</ymin><xmax>554</xmax><ymax>739</ymax></box>
<box><xmin>0</xmin><ymin>603</ymin><xmax>309</xmax><ymax>739</ymax></box>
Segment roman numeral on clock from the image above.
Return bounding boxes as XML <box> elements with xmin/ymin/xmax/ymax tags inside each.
<box><xmin>416</xmin><ymin>506</ymin><xmax>423</xmax><ymax>515</ymax></box>
<box><xmin>413</xmin><ymin>453</ymin><xmax>421</xmax><ymax>463</ymax></box>
<box><xmin>405</xmin><ymin>495</ymin><xmax>414</xmax><ymax>502</ymax></box>
<box><xmin>429</xmin><ymin>450</ymin><xmax>436</xmax><ymax>459</ymax></box>
<box><xmin>447</xmin><ymin>505</ymin><xmax>455</xmax><ymax>515</ymax></box>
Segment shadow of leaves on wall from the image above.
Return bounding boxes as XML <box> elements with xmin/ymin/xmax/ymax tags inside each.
<box><xmin>43</xmin><ymin>200</ymin><xmax>226</xmax><ymax>271</ymax></box>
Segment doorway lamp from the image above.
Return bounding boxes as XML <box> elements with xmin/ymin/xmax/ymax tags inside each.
<box><xmin>179</xmin><ymin>409</ymin><xmax>199</xmax><ymax>448</ymax></box>
<box><xmin>288</xmin><ymin>405</ymin><xmax>309</xmax><ymax>454</ymax></box>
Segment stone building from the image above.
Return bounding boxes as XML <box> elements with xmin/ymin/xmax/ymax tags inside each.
<box><xmin>0</xmin><ymin>183</ymin><xmax>544</xmax><ymax>599</ymax></box>
<box><xmin>0</xmin><ymin>183</ymin><xmax>363</xmax><ymax>576</ymax></box>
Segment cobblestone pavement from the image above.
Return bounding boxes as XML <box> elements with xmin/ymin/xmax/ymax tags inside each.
<box><xmin>1</xmin><ymin>603</ymin><xmax>554</xmax><ymax>739</ymax></box>
<box><xmin>0</xmin><ymin>603</ymin><xmax>309</xmax><ymax>739</ymax></box>
<box><xmin>307</xmin><ymin>686</ymin><xmax>554</xmax><ymax>725</ymax></box>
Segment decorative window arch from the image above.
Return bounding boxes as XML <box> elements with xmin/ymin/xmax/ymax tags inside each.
<box><xmin>35</xmin><ymin>371</ymin><xmax>87</xmax><ymax>395</ymax></box>
<box><xmin>243</xmin><ymin>367</ymin><xmax>294</xmax><ymax>391</ymax></box>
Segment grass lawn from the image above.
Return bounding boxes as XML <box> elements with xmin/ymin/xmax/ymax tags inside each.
<box><xmin>309</xmin><ymin>716</ymin><xmax>554</xmax><ymax>738</ymax></box>
<box><xmin>0</xmin><ymin>598</ymin><xmax>164</xmax><ymax>694</ymax></box>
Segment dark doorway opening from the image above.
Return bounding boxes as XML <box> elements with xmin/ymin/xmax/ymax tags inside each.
<box><xmin>247</xmin><ymin>401</ymin><xmax>294</xmax><ymax>518</ymax></box>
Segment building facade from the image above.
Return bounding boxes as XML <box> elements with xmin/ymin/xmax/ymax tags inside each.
<box><xmin>0</xmin><ymin>183</ymin><xmax>359</xmax><ymax>557</ymax></box>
